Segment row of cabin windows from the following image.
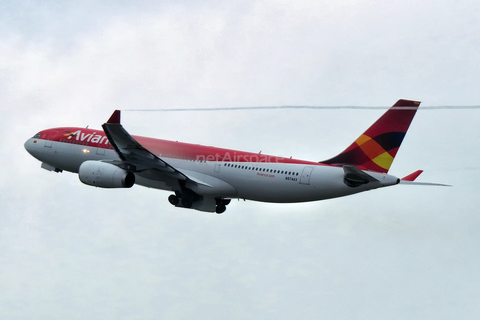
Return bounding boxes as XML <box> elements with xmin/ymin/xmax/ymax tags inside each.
<box><xmin>60</xmin><ymin>139</ymin><xmax>88</xmax><ymax>145</ymax></box>
<box><xmin>59</xmin><ymin>139</ymin><xmax>114</xmax><ymax>149</ymax></box>
<box><xmin>224</xmin><ymin>162</ymin><xmax>299</xmax><ymax>176</ymax></box>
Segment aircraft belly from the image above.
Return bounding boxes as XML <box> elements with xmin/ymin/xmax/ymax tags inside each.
<box><xmin>162</xmin><ymin>160</ymin><xmax>237</xmax><ymax>197</ymax></box>
<box><xmin>134</xmin><ymin>175</ymin><xmax>174</xmax><ymax>191</ymax></box>
<box><xmin>229</xmin><ymin>166</ymin><xmax>363</xmax><ymax>203</ymax></box>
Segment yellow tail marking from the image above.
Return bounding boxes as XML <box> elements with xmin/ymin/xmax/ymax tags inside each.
<box><xmin>372</xmin><ymin>152</ymin><xmax>394</xmax><ymax>170</ymax></box>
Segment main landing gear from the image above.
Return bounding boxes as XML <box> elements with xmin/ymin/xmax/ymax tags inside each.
<box><xmin>168</xmin><ymin>192</ymin><xmax>231</xmax><ymax>214</ymax></box>
<box><xmin>168</xmin><ymin>190</ymin><xmax>196</xmax><ymax>208</ymax></box>
<box><xmin>168</xmin><ymin>194</ymin><xmax>181</xmax><ymax>205</ymax></box>
<box><xmin>215</xmin><ymin>198</ymin><xmax>231</xmax><ymax>214</ymax></box>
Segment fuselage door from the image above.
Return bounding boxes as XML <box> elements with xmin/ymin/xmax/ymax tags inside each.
<box><xmin>214</xmin><ymin>163</ymin><xmax>221</xmax><ymax>173</ymax></box>
<box><xmin>300</xmin><ymin>166</ymin><xmax>314</xmax><ymax>185</ymax></box>
<box><xmin>44</xmin><ymin>131</ymin><xmax>58</xmax><ymax>148</ymax></box>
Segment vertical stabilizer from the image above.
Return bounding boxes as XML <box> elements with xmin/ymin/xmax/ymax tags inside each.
<box><xmin>322</xmin><ymin>99</ymin><xmax>420</xmax><ymax>173</ymax></box>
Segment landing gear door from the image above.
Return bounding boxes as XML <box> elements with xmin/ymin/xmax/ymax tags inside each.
<box><xmin>300</xmin><ymin>166</ymin><xmax>313</xmax><ymax>185</ymax></box>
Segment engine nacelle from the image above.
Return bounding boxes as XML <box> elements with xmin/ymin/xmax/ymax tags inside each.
<box><xmin>79</xmin><ymin>161</ymin><xmax>135</xmax><ymax>188</ymax></box>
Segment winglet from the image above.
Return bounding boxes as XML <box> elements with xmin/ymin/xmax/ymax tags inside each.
<box><xmin>107</xmin><ymin>110</ymin><xmax>121</xmax><ymax>124</ymax></box>
<box><xmin>402</xmin><ymin>170</ymin><xmax>423</xmax><ymax>181</ymax></box>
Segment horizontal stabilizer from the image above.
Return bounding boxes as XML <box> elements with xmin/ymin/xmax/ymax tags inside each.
<box><xmin>399</xmin><ymin>180</ymin><xmax>451</xmax><ymax>187</ymax></box>
<box><xmin>402</xmin><ymin>170</ymin><xmax>423</xmax><ymax>181</ymax></box>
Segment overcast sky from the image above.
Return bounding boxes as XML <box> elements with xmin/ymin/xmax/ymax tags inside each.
<box><xmin>1</xmin><ymin>1</ymin><xmax>480</xmax><ymax>319</ymax></box>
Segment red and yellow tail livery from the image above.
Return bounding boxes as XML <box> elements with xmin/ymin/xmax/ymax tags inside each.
<box><xmin>322</xmin><ymin>99</ymin><xmax>420</xmax><ymax>173</ymax></box>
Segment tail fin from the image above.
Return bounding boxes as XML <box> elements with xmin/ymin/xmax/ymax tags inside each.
<box><xmin>322</xmin><ymin>99</ymin><xmax>421</xmax><ymax>173</ymax></box>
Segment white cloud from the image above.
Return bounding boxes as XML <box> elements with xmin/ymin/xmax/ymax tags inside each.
<box><xmin>1</xmin><ymin>1</ymin><xmax>480</xmax><ymax>319</ymax></box>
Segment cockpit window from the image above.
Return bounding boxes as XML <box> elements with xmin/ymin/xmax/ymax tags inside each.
<box><xmin>33</xmin><ymin>133</ymin><xmax>41</xmax><ymax>138</ymax></box>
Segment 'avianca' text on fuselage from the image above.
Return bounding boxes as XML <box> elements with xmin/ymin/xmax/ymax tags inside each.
<box><xmin>24</xmin><ymin>99</ymin><xmax>446</xmax><ymax>214</ymax></box>
<box><xmin>65</xmin><ymin>130</ymin><xmax>111</xmax><ymax>145</ymax></box>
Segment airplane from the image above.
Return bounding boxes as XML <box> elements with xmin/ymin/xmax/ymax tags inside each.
<box><xmin>24</xmin><ymin>99</ymin><xmax>447</xmax><ymax>214</ymax></box>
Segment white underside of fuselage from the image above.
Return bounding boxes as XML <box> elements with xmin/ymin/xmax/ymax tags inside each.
<box><xmin>24</xmin><ymin>138</ymin><xmax>400</xmax><ymax>203</ymax></box>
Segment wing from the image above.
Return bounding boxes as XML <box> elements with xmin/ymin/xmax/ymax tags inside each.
<box><xmin>101</xmin><ymin>110</ymin><xmax>208</xmax><ymax>188</ymax></box>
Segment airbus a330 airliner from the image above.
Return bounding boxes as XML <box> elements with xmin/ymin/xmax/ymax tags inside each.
<box><xmin>24</xmin><ymin>99</ymin><xmax>445</xmax><ymax>213</ymax></box>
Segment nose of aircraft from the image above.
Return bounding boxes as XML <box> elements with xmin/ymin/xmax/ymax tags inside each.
<box><xmin>24</xmin><ymin>138</ymin><xmax>39</xmax><ymax>158</ymax></box>
<box><xmin>24</xmin><ymin>138</ymin><xmax>32</xmax><ymax>153</ymax></box>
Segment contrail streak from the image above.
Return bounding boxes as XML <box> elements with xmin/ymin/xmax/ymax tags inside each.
<box><xmin>123</xmin><ymin>106</ymin><xmax>480</xmax><ymax>112</ymax></box>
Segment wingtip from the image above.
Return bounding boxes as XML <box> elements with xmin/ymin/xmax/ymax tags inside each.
<box><xmin>107</xmin><ymin>110</ymin><xmax>121</xmax><ymax>124</ymax></box>
<box><xmin>393</xmin><ymin>99</ymin><xmax>422</xmax><ymax>108</ymax></box>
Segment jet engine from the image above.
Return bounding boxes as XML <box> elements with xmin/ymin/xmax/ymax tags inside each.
<box><xmin>79</xmin><ymin>161</ymin><xmax>135</xmax><ymax>188</ymax></box>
